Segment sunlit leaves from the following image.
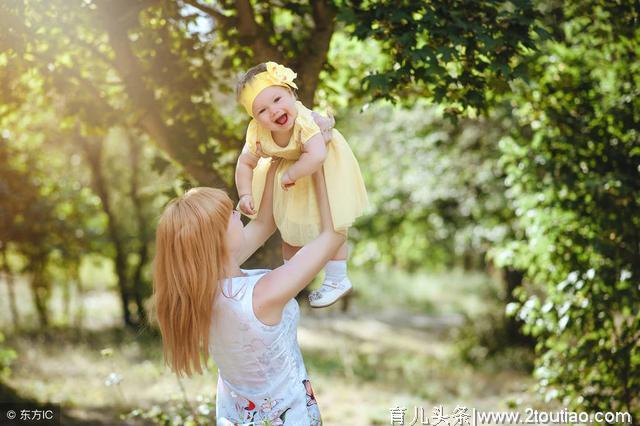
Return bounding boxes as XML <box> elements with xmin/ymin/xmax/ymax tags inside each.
<box><xmin>337</xmin><ymin>0</ymin><xmax>548</xmax><ymax>114</ymax></box>
<box><xmin>341</xmin><ymin>100</ymin><xmax>513</xmax><ymax>271</ymax></box>
<box><xmin>495</xmin><ymin>0</ymin><xmax>640</xmax><ymax>416</ymax></box>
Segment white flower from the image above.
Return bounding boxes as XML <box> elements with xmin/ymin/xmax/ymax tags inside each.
<box><xmin>104</xmin><ymin>372</ymin><xmax>122</xmax><ymax>386</ymax></box>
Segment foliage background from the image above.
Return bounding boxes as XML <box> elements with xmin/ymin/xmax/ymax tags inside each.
<box><xmin>0</xmin><ymin>0</ymin><xmax>638</xmax><ymax>424</ymax></box>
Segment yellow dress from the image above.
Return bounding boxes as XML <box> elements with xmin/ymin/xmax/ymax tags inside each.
<box><xmin>246</xmin><ymin>101</ymin><xmax>369</xmax><ymax>247</ymax></box>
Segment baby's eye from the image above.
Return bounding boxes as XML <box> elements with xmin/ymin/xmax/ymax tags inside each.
<box><xmin>274</xmin><ymin>97</ymin><xmax>281</xmax><ymax>102</ymax></box>
<box><xmin>259</xmin><ymin>108</ymin><xmax>266</xmax><ymax>114</ymax></box>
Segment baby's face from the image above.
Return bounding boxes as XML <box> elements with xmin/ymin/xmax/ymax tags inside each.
<box><xmin>251</xmin><ymin>85</ymin><xmax>297</xmax><ymax>133</ymax></box>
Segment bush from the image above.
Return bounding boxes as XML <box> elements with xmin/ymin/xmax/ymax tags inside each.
<box><xmin>493</xmin><ymin>1</ymin><xmax>640</xmax><ymax>418</ymax></box>
<box><xmin>125</xmin><ymin>395</ymin><xmax>215</xmax><ymax>426</ymax></box>
<box><xmin>0</xmin><ymin>332</ymin><xmax>17</xmax><ymax>380</ymax></box>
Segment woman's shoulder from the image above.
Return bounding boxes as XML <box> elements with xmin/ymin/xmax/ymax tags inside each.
<box><xmin>241</xmin><ymin>268</ymin><xmax>271</xmax><ymax>277</ymax></box>
<box><xmin>232</xmin><ymin>269</ymin><xmax>271</xmax><ymax>292</ymax></box>
<box><xmin>227</xmin><ymin>269</ymin><xmax>289</xmax><ymax>331</ymax></box>
<box><xmin>219</xmin><ymin>269</ymin><xmax>269</xmax><ymax>301</ymax></box>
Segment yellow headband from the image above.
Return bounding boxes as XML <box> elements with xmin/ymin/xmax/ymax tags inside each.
<box><xmin>239</xmin><ymin>62</ymin><xmax>298</xmax><ymax>116</ymax></box>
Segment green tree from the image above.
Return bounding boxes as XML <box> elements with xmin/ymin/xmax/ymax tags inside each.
<box><xmin>0</xmin><ymin>0</ymin><xmax>546</xmax><ymax>319</ymax></box>
<box><xmin>342</xmin><ymin>101</ymin><xmax>512</xmax><ymax>271</ymax></box>
<box><xmin>0</xmin><ymin>129</ymin><xmax>100</xmax><ymax>328</ymax></box>
<box><xmin>2</xmin><ymin>0</ymin><xmax>542</xmax><ymax>185</ymax></box>
<box><xmin>493</xmin><ymin>0</ymin><xmax>640</xmax><ymax>416</ymax></box>
<box><xmin>0</xmin><ymin>332</ymin><xmax>17</xmax><ymax>380</ymax></box>
<box><xmin>338</xmin><ymin>0</ymin><xmax>544</xmax><ymax>114</ymax></box>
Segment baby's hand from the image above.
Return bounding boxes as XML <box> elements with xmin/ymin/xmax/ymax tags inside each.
<box><xmin>280</xmin><ymin>170</ymin><xmax>296</xmax><ymax>191</ymax></box>
<box><xmin>238</xmin><ymin>194</ymin><xmax>256</xmax><ymax>215</ymax></box>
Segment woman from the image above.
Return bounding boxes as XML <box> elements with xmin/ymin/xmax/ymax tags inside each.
<box><xmin>152</xmin><ymin>153</ymin><xmax>343</xmax><ymax>425</ymax></box>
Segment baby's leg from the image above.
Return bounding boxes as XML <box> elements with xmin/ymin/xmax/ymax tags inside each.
<box><xmin>330</xmin><ymin>241</ymin><xmax>348</xmax><ymax>260</ymax></box>
<box><xmin>282</xmin><ymin>241</ymin><xmax>301</xmax><ymax>262</ymax></box>
<box><xmin>309</xmin><ymin>229</ymin><xmax>352</xmax><ymax>308</ymax></box>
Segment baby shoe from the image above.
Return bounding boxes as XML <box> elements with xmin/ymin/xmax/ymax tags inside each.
<box><xmin>308</xmin><ymin>277</ymin><xmax>353</xmax><ymax>308</ymax></box>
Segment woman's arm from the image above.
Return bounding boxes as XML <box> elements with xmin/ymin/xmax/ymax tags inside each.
<box><xmin>254</xmin><ymin>168</ymin><xmax>346</xmax><ymax>325</ymax></box>
<box><xmin>235</xmin><ymin>159</ymin><xmax>279</xmax><ymax>265</ymax></box>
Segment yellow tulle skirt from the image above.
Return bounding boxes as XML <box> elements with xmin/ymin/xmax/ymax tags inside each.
<box><xmin>249</xmin><ymin>130</ymin><xmax>369</xmax><ymax>247</ymax></box>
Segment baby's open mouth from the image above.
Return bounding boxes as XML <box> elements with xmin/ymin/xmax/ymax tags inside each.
<box><xmin>275</xmin><ymin>113</ymin><xmax>288</xmax><ymax>126</ymax></box>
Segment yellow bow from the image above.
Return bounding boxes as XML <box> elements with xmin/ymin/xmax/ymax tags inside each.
<box><xmin>239</xmin><ymin>62</ymin><xmax>298</xmax><ymax>116</ymax></box>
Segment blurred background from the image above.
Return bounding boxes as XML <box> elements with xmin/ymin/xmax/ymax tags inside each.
<box><xmin>0</xmin><ymin>0</ymin><xmax>638</xmax><ymax>424</ymax></box>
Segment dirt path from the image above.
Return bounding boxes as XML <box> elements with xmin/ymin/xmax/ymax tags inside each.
<box><xmin>3</xmin><ymin>307</ymin><xmax>543</xmax><ymax>425</ymax></box>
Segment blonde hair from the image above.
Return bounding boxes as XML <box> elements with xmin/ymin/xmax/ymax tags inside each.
<box><xmin>152</xmin><ymin>187</ymin><xmax>233</xmax><ymax>376</ymax></box>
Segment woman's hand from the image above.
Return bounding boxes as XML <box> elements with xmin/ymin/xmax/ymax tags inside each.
<box><xmin>255</xmin><ymin>141</ymin><xmax>268</xmax><ymax>158</ymax></box>
<box><xmin>280</xmin><ymin>170</ymin><xmax>296</xmax><ymax>191</ymax></box>
<box><xmin>311</xmin><ymin>110</ymin><xmax>335</xmax><ymax>144</ymax></box>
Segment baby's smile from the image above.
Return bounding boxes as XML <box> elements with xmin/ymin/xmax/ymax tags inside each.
<box><xmin>275</xmin><ymin>113</ymin><xmax>288</xmax><ymax>126</ymax></box>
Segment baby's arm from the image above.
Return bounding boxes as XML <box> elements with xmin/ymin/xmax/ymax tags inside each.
<box><xmin>281</xmin><ymin>134</ymin><xmax>326</xmax><ymax>189</ymax></box>
<box><xmin>235</xmin><ymin>142</ymin><xmax>261</xmax><ymax>215</ymax></box>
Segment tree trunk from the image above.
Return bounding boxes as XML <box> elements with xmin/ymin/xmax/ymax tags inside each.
<box><xmin>293</xmin><ymin>0</ymin><xmax>336</xmax><ymax>106</ymax></box>
<box><xmin>29</xmin><ymin>258</ymin><xmax>49</xmax><ymax>329</ymax></box>
<box><xmin>340</xmin><ymin>292</ymin><xmax>352</xmax><ymax>313</ymax></box>
<box><xmin>1</xmin><ymin>247</ymin><xmax>20</xmax><ymax>330</ymax></box>
<box><xmin>96</xmin><ymin>0</ymin><xmax>230</xmax><ymax>190</ymax></box>
<box><xmin>131</xmin><ymin>244</ymin><xmax>149</xmax><ymax>324</ymax></box>
<box><xmin>61</xmin><ymin>264</ymin><xmax>73</xmax><ymax>325</ymax></box>
<box><xmin>74</xmin><ymin>266</ymin><xmax>85</xmax><ymax>330</ymax></box>
<box><xmin>184</xmin><ymin>0</ymin><xmax>336</xmax><ymax>107</ymax></box>
<box><xmin>114</xmin><ymin>251</ymin><xmax>132</xmax><ymax>327</ymax></box>
<box><xmin>127</xmin><ymin>132</ymin><xmax>149</xmax><ymax>325</ymax></box>
<box><xmin>80</xmin><ymin>136</ymin><xmax>135</xmax><ymax>327</ymax></box>
<box><xmin>242</xmin><ymin>232</ymin><xmax>283</xmax><ymax>270</ymax></box>
<box><xmin>502</xmin><ymin>267</ymin><xmax>535</xmax><ymax>347</ymax></box>
<box><xmin>463</xmin><ymin>250</ymin><xmax>474</xmax><ymax>271</ymax></box>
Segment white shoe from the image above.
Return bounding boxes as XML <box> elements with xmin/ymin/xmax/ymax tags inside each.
<box><xmin>308</xmin><ymin>277</ymin><xmax>353</xmax><ymax>308</ymax></box>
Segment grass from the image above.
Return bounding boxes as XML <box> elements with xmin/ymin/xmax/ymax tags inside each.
<box><xmin>0</xmin><ymin>263</ymin><xmax>555</xmax><ymax>425</ymax></box>
<box><xmin>343</xmin><ymin>266</ymin><xmax>501</xmax><ymax>316</ymax></box>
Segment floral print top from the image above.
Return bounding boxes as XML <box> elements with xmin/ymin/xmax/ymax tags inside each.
<box><xmin>210</xmin><ymin>269</ymin><xmax>322</xmax><ymax>425</ymax></box>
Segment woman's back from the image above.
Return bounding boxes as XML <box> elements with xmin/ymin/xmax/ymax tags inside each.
<box><xmin>210</xmin><ymin>269</ymin><xmax>321</xmax><ymax>425</ymax></box>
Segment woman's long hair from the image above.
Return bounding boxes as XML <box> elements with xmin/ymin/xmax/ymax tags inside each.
<box><xmin>152</xmin><ymin>187</ymin><xmax>233</xmax><ymax>376</ymax></box>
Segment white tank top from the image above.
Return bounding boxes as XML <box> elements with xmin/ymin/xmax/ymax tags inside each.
<box><xmin>209</xmin><ymin>269</ymin><xmax>322</xmax><ymax>425</ymax></box>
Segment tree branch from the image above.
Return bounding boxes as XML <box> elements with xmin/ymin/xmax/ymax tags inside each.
<box><xmin>258</xmin><ymin>3</ymin><xmax>275</xmax><ymax>40</ymax></box>
<box><xmin>95</xmin><ymin>1</ymin><xmax>230</xmax><ymax>189</ymax></box>
<box><xmin>234</xmin><ymin>0</ymin><xmax>283</xmax><ymax>63</ymax></box>
<box><xmin>294</xmin><ymin>0</ymin><xmax>336</xmax><ymax>105</ymax></box>
<box><xmin>234</xmin><ymin>0</ymin><xmax>259</xmax><ymax>37</ymax></box>
<box><xmin>182</xmin><ymin>0</ymin><xmax>231</xmax><ymax>25</ymax></box>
